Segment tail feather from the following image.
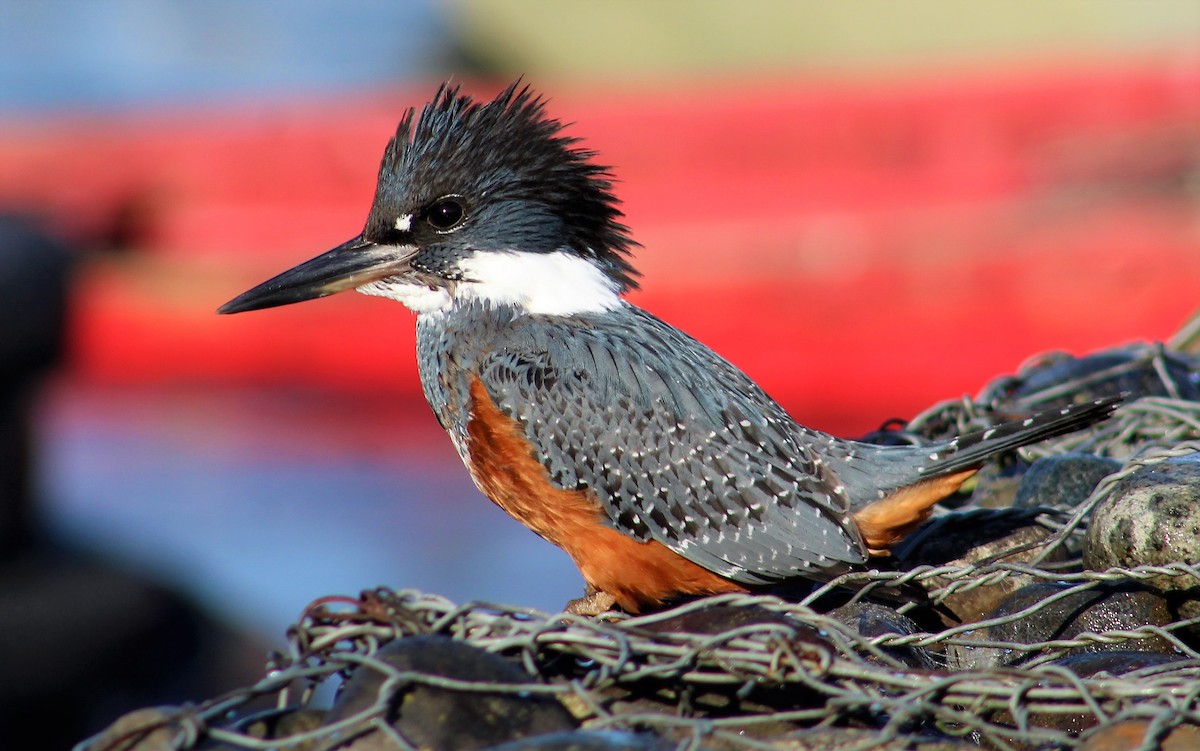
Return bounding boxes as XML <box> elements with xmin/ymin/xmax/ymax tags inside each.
<box><xmin>918</xmin><ymin>394</ymin><xmax>1122</xmax><ymax>479</ymax></box>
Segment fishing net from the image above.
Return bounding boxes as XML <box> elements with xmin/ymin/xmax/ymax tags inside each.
<box><xmin>79</xmin><ymin>342</ymin><xmax>1200</xmax><ymax>751</ymax></box>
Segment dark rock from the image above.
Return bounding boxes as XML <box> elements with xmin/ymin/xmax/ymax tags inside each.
<box><xmin>896</xmin><ymin>510</ymin><xmax>1071</xmax><ymax>623</ymax></box>
<box><xmin>633</xmin><ymin>597</ymin><xmax>811</xmax><ymax>633</ymax></box>
<box><xmin>967</xmin><ymin>459</ymin><xmax>1030</xmax><ymax>509</ymax></box>
<box><xmin>764</xmin><ymin>727</ymin><xmax>978</xmax><ymax>750</ymax></box>
<box><xmin>988</xmin><ymin>652</ymin><xmax>1189</xmax><ymax>744</ymax></box>
<box><xmin>1014</xmin><ymin>453</ymin><xmax>1122</xmax><ymax>510</ymax></box>
<box><xmin>1080</xmin><ymin>719</ymin><xmax>1200</xmax><ymax>751</ymax></box>
<box><xmin>590</xmin><ymin>603</ymin><xmax>829</xmax><ymax>733</ymax></box>
<box><xmin>949</xmin><ymin>583</ymin><xmax>1174</xmax><ymax>669</ymax></box>
<box><xmin>242</xmin><ymin>708</ymin><xmax>325</xmax><ymax>745</ymax></box>
<box><xmin>634</xmin><ymin>602</ymin><xmax>835</xmax><ymax>675</ymax></box>
<box><xmin>239</xmin><ymin>707</ymin><xmax>325</xmax><ymax>737</ymax></box>
<box><xmin>989</xmin><ymin>703</ymin><xmax>1098</xmax><ymax>743</ymax></box>
<box><xmin>322</xmin><ymin>634</ymin><xmax>575</xmax><ymax>751</ymax></box>
<box><xmin>201</xmin><ymin>708</ymin><xmax>326</xmax><ymax>751</ymax></box>
<box><xmin>480</xmin><ymin>730</ymin><xmax>677</xmax><ymax>750</ymax></box>
<box><xmin>1083</xmin><ymin>457</ymin><xmax>1200</xmax><ymax>624</ymax></box>
<box><xmin>637</xmin><ymin>602</ymin><xmax>798</xmax><ymax>635</ymax></box>
<box><xmin>76</xmin><ymin>707</ymin><xmax>179</xmax><ymax>751</ymax></box>
<box><xmin>998</xmin><ymin>348</ymin><xmax>1200</xmax><ymax>410</ymax></box>
<box><xmin>1045</xmin><ymin>650</ymin><xmax>1186</xmax><ymax>677</ymax></box>
<box><xmin>828</xmin><ymin>601</ymin><xmax>939</xmax><ymax>669</ymax></box>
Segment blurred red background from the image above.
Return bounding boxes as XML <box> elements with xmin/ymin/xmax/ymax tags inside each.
<box><xmin>3</xmin><ymin>61</ymin><xmax>1198</xmax><ymax>432</ymax></box>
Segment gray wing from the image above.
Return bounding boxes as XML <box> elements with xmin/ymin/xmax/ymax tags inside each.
<box><xmin>475</xmin><ymin>305</ymin><xmax>867</xmax><ymax>584</ymax></box>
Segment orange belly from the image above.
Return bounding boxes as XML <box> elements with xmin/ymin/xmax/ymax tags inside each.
<box><xmin>465</xmin><ymin>377</ymin><xmax>744</xmax><ymax>613</ymax></box>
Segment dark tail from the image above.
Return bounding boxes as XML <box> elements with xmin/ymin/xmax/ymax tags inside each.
<box><xmin>919</xmin><ymin>395</ymin><xmax>1123</xmax><ymax>478</ymax></box>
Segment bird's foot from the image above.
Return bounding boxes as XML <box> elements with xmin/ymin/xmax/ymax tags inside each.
<box><xmin>564</xmin><ymin>587</ymin><xmax>619</xmax><ymax>616</ymax></box>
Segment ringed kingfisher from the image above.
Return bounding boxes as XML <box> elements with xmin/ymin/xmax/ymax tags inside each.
<box><xmin>219</xmin><ymin>82</ymin><xmax>1119</xmax><ymax>615</ymax></box>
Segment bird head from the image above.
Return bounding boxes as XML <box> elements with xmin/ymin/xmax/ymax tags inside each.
<box><xmin>218</xmin><ymin>81</ymin><xmax>638</xmax><ymax>318</ymax></box>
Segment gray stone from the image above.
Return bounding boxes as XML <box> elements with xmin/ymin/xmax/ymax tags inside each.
<box><xmin>75</xmin><ymin>707</ymin><xmax>179</xmax><ymax>751</ymax></box>
<box><xmin>896</xmin><ymin>510</ymin><xmax>1071</xmax><ymax>623</ymax></box>
<box><xmin>1081</xmin><ymin>719</ymin><xmax>1200</xmax><ymax>751</ymax></box>
<box><xmin>968</xmin><ymin>459</ymin><xmax>1030</xmax><ymax>509</ymax></box>
<box><xmin>1046</xmin><ymin>650</ymin><xmax>1186</xmax><ymax>677</ymax></box>
<box><xmin>999</xmin><ymin>348</ymin><xmax>1200</xmax><ymax>410</ymax></box>
<box><xmin>203</xmin><ymin>708</ymin><xmax>325</xmax><ymax>751</ymax></box>
<box><xmin>1083</xmin><ymin>457</ymin><xmax>1200</xmax><ymax>622</ymax></box>
<box><xmin>828</xmin><ymin>601</ymin><xmax>939</xmax><ymax>669</ymax></box>
<box><xmin>592</xmin><ymin>602</ymin><xmax>828</xmax><ymax>733</ymax></box>
<box><xmin>948</xmin><ymin>583</ymin><xmax>1175</xmax><ymax>670</ymax></box>
<box><xmin>988</xmin><ymin>652</ymin><xmax>1189</xmax><ymax>742</ymax></box>
<box><xmin>481</xmin><ymin>730</ymin><xmax>677</xmax><ymax>751</ymax></box>
<box><xmin>1014</xmin><ymin>453</ymin><xmax>1122</xmax><ymax>510</ymax></box>
<box><xmin>322</xmin><ymin>634</ymin><xmax>575</xmax><ymax>751</ymax></box>
<box><xmin>765</xmin><ymin>728</ymin><xmax>978</xmax><ymax>750</ymax></box>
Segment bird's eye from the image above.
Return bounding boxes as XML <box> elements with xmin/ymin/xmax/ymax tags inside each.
<box><xmin>426</xmin><ymin>197</ymin><xmax>466</xmax><ymax>231</ymax></box>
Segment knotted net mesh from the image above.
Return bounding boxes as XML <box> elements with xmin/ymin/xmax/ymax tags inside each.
<box><xmin>79</xmin><ymin>342</ymin><xmax>1200</xmax><ymax>751</ymax></box>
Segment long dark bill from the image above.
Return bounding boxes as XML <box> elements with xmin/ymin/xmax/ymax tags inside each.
<box><xmin>217</xmin><ymin>236</ymin><xmax>415</xmax><ymax>314</ymax></box>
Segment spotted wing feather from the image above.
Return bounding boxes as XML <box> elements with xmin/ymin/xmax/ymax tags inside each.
<box><xmin>473</xmin><ymin>305</ymin><xmax>867</xmax><ymax>584</ymax></box>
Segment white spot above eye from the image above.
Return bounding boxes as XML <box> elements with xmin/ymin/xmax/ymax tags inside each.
<box><xmin>395</xmin><ymin>214</ymin><xmax>412</xmax><ymax>232</ymax></box>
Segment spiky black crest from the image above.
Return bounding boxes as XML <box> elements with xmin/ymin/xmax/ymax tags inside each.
<box><xmin>368</xmin><ymin>81</ymin><xmax>639</xmax><ymax>291</ymax></box>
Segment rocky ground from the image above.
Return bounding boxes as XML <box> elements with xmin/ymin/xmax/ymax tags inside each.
<box><xmin>79</xmin><ymin>335</ymin><xmax>1200</xmax><ymax>751</ymax></box>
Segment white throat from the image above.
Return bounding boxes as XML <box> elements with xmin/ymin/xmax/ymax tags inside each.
<box><xmin>457</xmin><ymin>250</ymin><xmax>622</xmax><ymax>315</ymax></box>
<box><xmin>357</xmin><ymin>249</ymin><xmax>623</xmax><ymax>316</ymax></box>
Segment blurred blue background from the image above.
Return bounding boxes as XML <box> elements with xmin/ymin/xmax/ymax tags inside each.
<box><xmin>2</xmin><ymin>1</ymin><xmax>447</xmax><ymax>110</ymax></box>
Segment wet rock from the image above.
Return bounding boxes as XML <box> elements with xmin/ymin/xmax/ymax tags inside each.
<box><xmin>1083</xmin><ymin>457</ymin><xmax>1200</xmax><ymax>621</ymax></box>
<box><xmin>594</xmin><ymin>603</ymin><xmax>829</xmax><ymax>734</ymax></box>
<box><xmin>998</xmin><ymin>348</ymin><xmax>1200</xmax><ymax>411</ymax></box>
<box><xmin>595</xmin><ymin>687</ymin><xmax>803</xmax><ymax>742</ymax></box>
<box><xmin>828</xmin><ymin>601</ymin><xmax>939</xmax><ymax>669</ymax></box>
<box><xmin>201</xmin><ymin>707</ymin><xmax>325</xmax><ymax>751</ymax></box>
<box><xmin>763</xmin><ymin>728</ymin><xmax>977</xmax><ymax>750</ymax></box>
<box><xmin>639</xmin><ymin>601</ymin><xmax>800</xmax><ymax>635</ymax></box>
<box><xmin>1080</xmin><ymin>719</ymin><xmax>1200</xmax><ymax>751</ymax></box>
<box><xmin>1014</xmin><ymin>453</ymin><xmax>1122</xmax><ymax>510</ymax></box>
<box><xmin>896</xmin><ymin>510</ymin><xmax>1070</xmax><ymax>623</ymax></box>
<box><xmin>84</xmin><ymin>702</ymin><xmax>326</xmax><ymax>751</ymax></box>
<box><xmin>635</xmin><ymin>601</ymin><xmax>835</xmax><ymax>675</ymax></box>
<box><xmin>481</xmin><ymin>730</ymin><xmax>677</xmax><ymax>750</ymax></box>
<box><xmin>77</xmin><ymin>707</ymin><xmax>179</xmax><ymax>751</ymax></box>
<box><xmin>989</xmin><ymin>652</ymin><xmax>1189</xmax><ymax>744</ymax></box>
<box><xmin>949</xmin><ymin>583</ymin><xmax>1174</xmax><ymax>670</ymax></box>
<box><xmin>989</xmin><ymin>702</ymin><xmax>1097</xmax><ymax>744</ymax></box>
<box><xmin>596</xmin><ymin>682</ymin><xmax>804</xmax><ymax>736</ymax></box>
<box><xmin>967</xmin><ymin>459</ymin><xmax>1030</xmax><ymax>509</ymax></box>
<box><xmin>322</xmin><ymin>634</ymin><xmax>575</xmax><ymax>751</ymax></box>
<box><xmin>1044</xmin><ymin>649</ymin><xmax>1186</xmax><ymax>677</ymax></box>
